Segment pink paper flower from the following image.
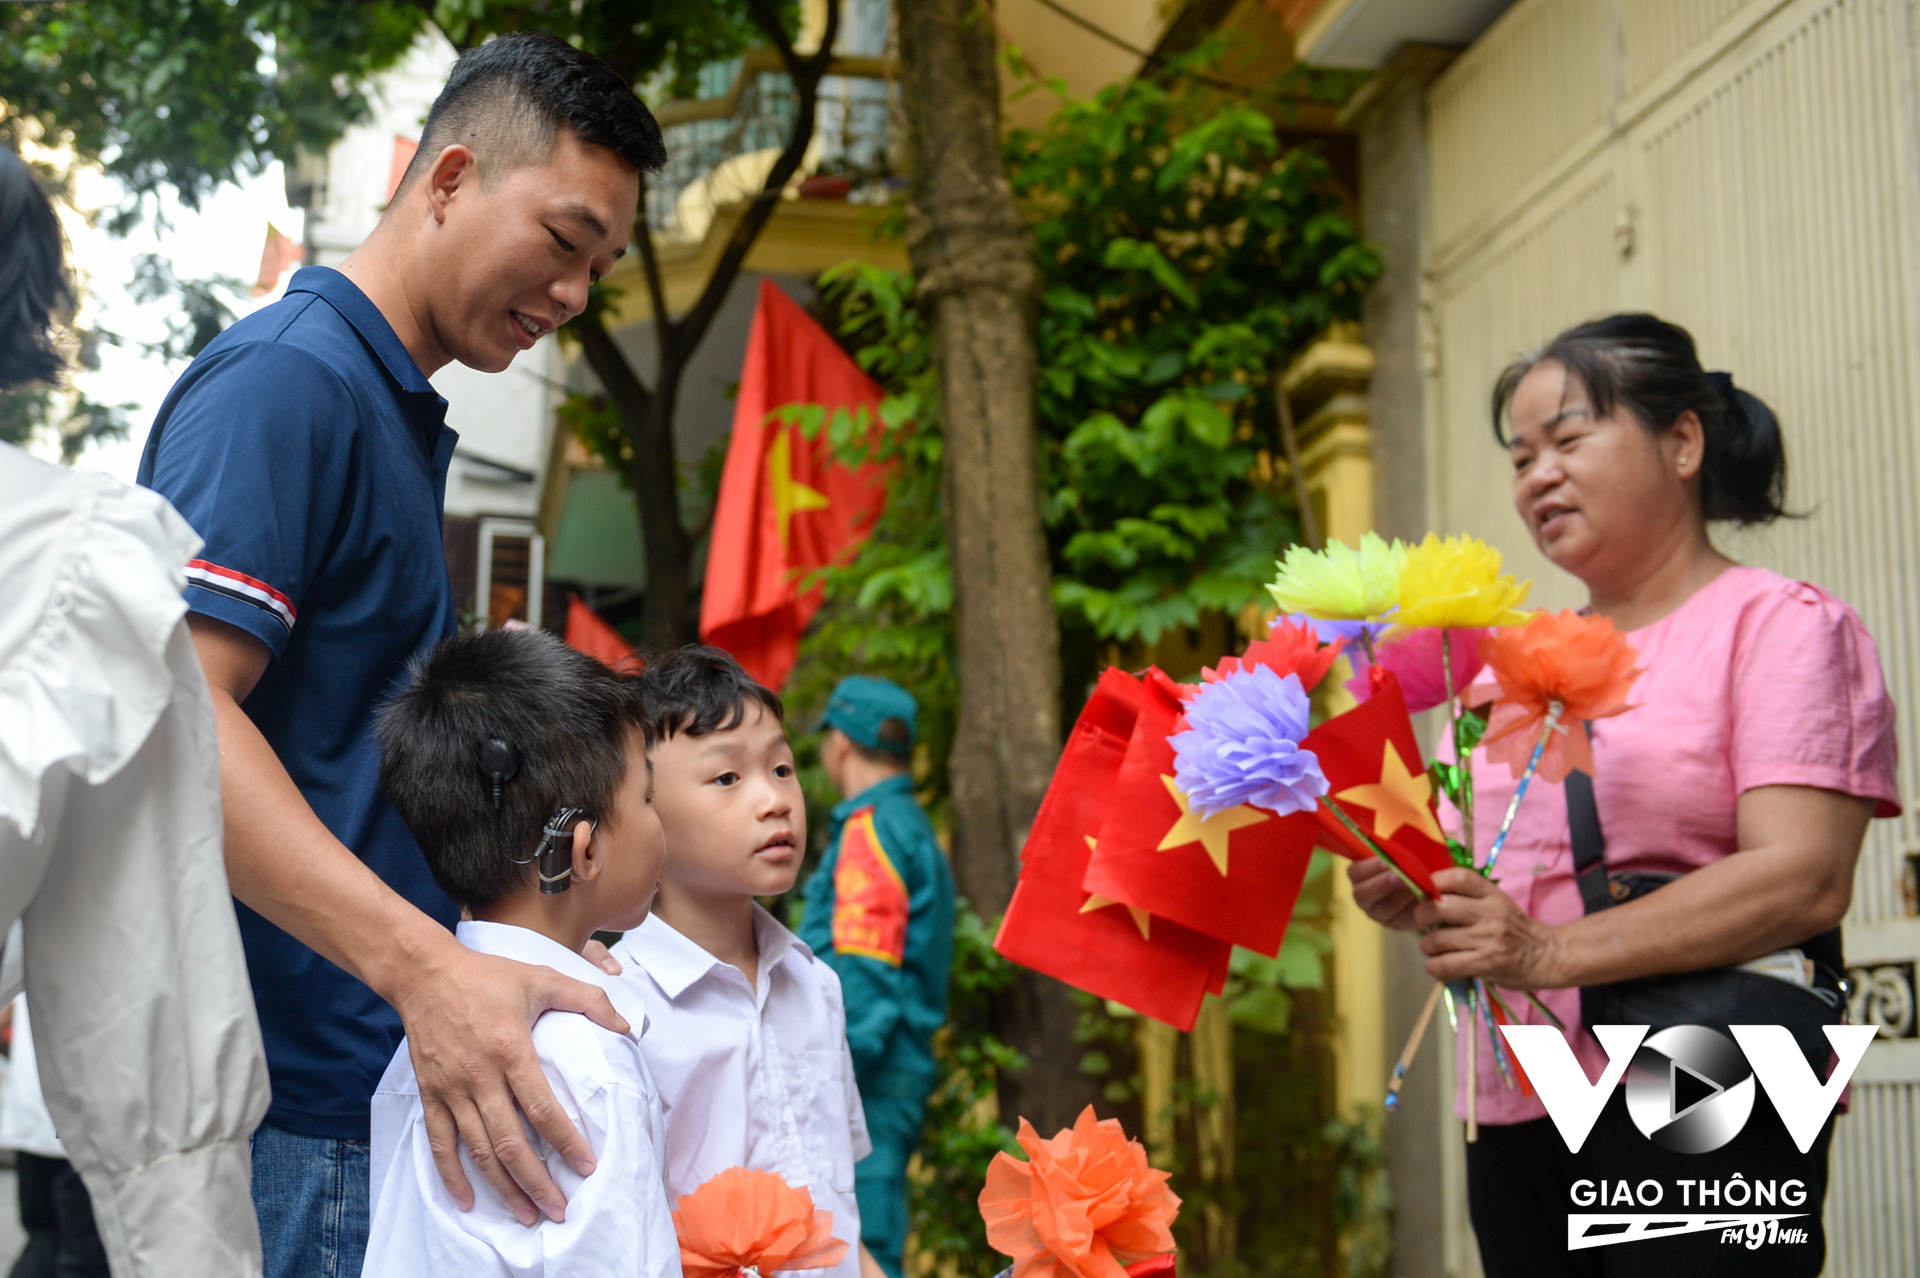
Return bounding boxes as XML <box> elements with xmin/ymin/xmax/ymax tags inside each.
<box><xmin>1345</xmin><ymin>627</ymin><xmax>1486</xmax><ymax>713</ymax></box>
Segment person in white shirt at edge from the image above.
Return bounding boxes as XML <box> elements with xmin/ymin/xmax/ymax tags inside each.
<box><xmin>361</xmin><ymin>628</ymin><xmax>677</xmax><ymax>1277</ymax></box>
<box><xmin>587</xmin><ymin>647</ymin><xmax>886</xmax><ymax>1278</ymax></box>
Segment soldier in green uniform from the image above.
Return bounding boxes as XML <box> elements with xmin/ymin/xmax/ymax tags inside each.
<box><xmin>801</xmin><ymin>676</ymin><xmax>955</xmax><ymax>1278</ymax></box>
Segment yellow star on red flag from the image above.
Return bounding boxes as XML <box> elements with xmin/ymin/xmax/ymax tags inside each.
<box><xmin>767</xmin><ymin>427</ymin><xmax>831</xmax><ymax>549</ymax></box>
<box><xmin>1078</xmin><ymin>836</ymin><xmax>1151</xmax><ymax>938</ymax></box>
<box><xmin>1336</xmin><ymin>742</ymin><xmax>1445</xmax><ymax>844</ymax></box>
<box><xmin>1155</xmin><ymin>774</ymin><xmax>1269</xmax><ymax>876</ymax></box>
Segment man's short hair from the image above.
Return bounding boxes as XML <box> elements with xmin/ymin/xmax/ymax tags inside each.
<box><xmin>394</xmin><ymin>32</ymin><xmax>666</xmax><ymax>199</ymax></box>
<box><xmin>376</xmin><ymin>627</ymin><xmax>649</xmax><ymax>909</ymax></box>
<box><xmin>0</xmin><ymin>147</ymin><xmax>71</xmax><ymax>390</ymax></box>
<box><xmin>641</xmin><ymin>645</ymin><xmax>785</xmax><ymax>740</ymax></box>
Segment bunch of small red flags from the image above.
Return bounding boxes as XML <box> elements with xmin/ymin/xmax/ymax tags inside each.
<box><xmin>994</xmin><ymin>614</ymin><xmax>1455</xmax><ymax>1030</ymax></box>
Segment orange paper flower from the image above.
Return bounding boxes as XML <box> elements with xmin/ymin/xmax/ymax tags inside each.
<box><xmin>673</xmin><ymin>1168</ymin><xmax>849</xmax><ymax>1278</ymax></box>
<box><xmin>1479</xmin><ymin>610</ymin><xmax>1641</xmax><ymax>782</ymax></box>
<box><xmin>1203</xmin><ymin>616</ymin><xmax>1344</xmax><ymax>692</ymax></box>
<box><xmin>979</xmin><ymin>1108</ymin><xmax>1180</xmax><ymax>1278</ymax></box>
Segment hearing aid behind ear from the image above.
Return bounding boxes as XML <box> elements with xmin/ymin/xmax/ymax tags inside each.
<box><xmin>534</xmin><ymin>807</ymin><xmax>597</xmax><ymax>894</ymax></box>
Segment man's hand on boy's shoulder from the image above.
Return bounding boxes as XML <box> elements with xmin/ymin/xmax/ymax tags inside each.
<box><xmin>395</xmin><ymin>940</ymin><xmax>632</xmax><ymax>1226</ymax></box>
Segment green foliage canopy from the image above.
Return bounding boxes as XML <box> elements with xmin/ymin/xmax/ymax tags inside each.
<box><xmin>784</xmin><ymin>51</ymin><xmax>1381</xmax><ymax>804</ymax></box>
<box><xmin>0</xmin><ymin>0</ymin><xmax>780</xmax><ymax>228</ymax></box>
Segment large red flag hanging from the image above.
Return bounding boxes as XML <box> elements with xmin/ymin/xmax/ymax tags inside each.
<box><xmin>1304</xmin><ymin>670</ymin><xmax>1455</xmax><ymax>898</ymax></box>
<box><xmin>996</xmin><ymin>668</ymin><xmax>1231</xmax><ymax>1031</ymax></box>
<box><xmin>1081</xmin><ymin>669</ymin><xmax>1319</xmax><ymax>957</ymax></box>
<box><xmin>700</xmin><ymin>279</ymin><xmax>891</xmax><ymax>689</ymax></box>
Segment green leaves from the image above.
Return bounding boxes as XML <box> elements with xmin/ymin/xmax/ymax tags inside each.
<box><xmin>1102</xmin><ymin>238</ymin><xmax>1199</xmax><ymax>309</ymax></box>
<box><xmin>788</xmin><ymin>40</ymin><xmax>1382</xmax><ymax>789</ymax></box>
<box><xmin>3</xmin><ymin>0</ymin><xmax>776</xmax><ymax>221</ymax></box>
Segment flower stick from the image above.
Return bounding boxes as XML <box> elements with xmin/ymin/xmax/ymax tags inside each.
<box><xmin>1385</xmin><ymin>980</ymin><xmax>1444</xmax><ymax>1111</ymax></box>
<box><xmin>1483</xmin><ymin>699</ymin><xmax>1564</xmax><ymax>874</ymax></box>
<box><xmin>1465</xmin><ymin>989</ymin><xmax>1479</xmax><ymax>1143</ymax></box>
<box><xmin>1475</xmin><ymin>976</ymin><xmax>1518</xmax><ymax>1090</ymax></box>
<box><xmin>1441</xmin><ymin>629</ymin><xmax>1473</xmax><ymax>851</ymax></box>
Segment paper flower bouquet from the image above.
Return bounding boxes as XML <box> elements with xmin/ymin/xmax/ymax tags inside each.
<box><xmin>672</xmin><ymin>1167</ymin><xmax>849</xmax><ymax>1278</ymax></box>
<box><xmin>992</xmin><ymin>531</ymin><xmax>1641</xmax><ymax>1116</ymax></box>
<box><xmin>980</xmin><ymin>1107</ymin><xmax>1179</xmax><ymax>1278</ymax></box>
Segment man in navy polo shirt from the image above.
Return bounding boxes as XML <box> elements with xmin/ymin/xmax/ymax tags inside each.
<box><xmin>138</xmin><ymin>34</ymin><xmax>663</xmax><ymax>1277</ymax></box>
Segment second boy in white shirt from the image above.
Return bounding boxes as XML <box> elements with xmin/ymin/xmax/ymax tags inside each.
<box><xmin>609</xmin><ymin>647</ymin><xmax>873</xmax><ymax>1278</ymax></box>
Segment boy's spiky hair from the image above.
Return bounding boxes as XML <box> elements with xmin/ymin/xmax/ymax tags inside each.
<box><xmin>376</xmin><ymin>628</ymin><xmax>649</xmax><ymax>909</ymax></box>
<box><xmin>640</xmin><ymin>645</ymin><xmax>784</xmax><ymax>739</ymax></box>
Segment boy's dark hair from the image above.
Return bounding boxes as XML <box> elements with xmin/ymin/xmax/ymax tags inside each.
<box><xmin>642</xmin><ymin>645</ymin><xmax>785</xmax><ymax>739</ymax></box>
<box><xmin>0</xmin><ymin>147</ymin><xmax>71</xmax><ymax>390</ymax></box>
<box><xmin>395</xmin><ymin>32</ymin><xmax>665</xmax><ymax>198</ymax></box>
<box><xmin>377</xmin><ymin>628</ymin><xmax>649</xmax><ymax>909</ymax></box>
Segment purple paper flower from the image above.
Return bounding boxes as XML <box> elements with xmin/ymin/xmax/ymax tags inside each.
<box><xmin>1284</xmin><ymin>613</ymin><xmax>1391</xmax><ymax>647</ymax></box>
<box><xmin>1171</xmin><ymin>665</ymin><xmax>1329</xmax><ymax>820</ymax></box>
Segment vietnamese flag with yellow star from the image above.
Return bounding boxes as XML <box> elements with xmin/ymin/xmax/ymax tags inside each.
<box><xmin>1081</xmin><ymin>669</ymin><xmax>1319</xmax><ymax>957</ymax></box>
<box><xmin>700</xmin><ymin>279</ymin><xmax>891</xmax><ymax>688</ymax></box>
<box><xmin>1303</xmin><ymin>670</ymin><xmax>1456</xmax><ymax>898</ymax></box>
<box><xmin>995</xmin><ymin>667</ymin><xmax>1232</xmax><ymax>1030</ymax></box>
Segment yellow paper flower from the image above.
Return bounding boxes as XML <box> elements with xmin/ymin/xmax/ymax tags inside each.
<box><xmin>1393</xmin><ymin>533</ymin><xmax>1532</xmax><ymax>629</ymax></box>
<box><xmin>1266</xmin><ymin>533</ymin><xmax>1406</xmax><ymax>621</ymax></box>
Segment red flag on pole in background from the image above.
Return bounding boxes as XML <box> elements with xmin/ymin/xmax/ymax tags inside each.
<box><xmin>995</xmin><ymin>668</ymin><xmax>1231</xmax><ymax>1031</ymax></box>
<box><xmin>564</xmin><ymin>593</ymin><xmax>643</xmax><ymax>672</ymax></box>
<box><xmin>1081</xmin><ymin>670</ymin><xmax>1319</xmax><ymax>957</ymax></box>
<box><xmin>253</xmin><ymin>224</ymin><xmax>305</xmax><ymax>297</ymax></box>
<box><xmin>1304</xmin><ymin>670</ymin><xmax>1455</xmax><ymax>898</ymax></box>
<box><xmin>699</xmin><ymin>279</ymin><xmax>892</xmax><ymax>689</ymax></box>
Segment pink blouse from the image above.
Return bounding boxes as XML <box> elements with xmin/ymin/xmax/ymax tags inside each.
<box><xmin>1442</xmin><ymin>565</ymin><xmax>1900</xmax><ymax>1125</ymax></box>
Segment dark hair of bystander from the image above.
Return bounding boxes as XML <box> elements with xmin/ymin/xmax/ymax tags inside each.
<box><xmin>0</xmin><ymin>147</ymin><xmax>71</xmax><ymax>392</ymax></box>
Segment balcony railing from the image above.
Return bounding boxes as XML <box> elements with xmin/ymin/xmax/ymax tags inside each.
<box><xmin>647</xmin><ymin>48</ymin><xmax>899</xmax><ymax>243</ymax></box>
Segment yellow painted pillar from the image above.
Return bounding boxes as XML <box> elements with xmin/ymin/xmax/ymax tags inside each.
<box><xmin>1280</xmin><ymin>323</ymin><xmax>1383</xmax><ymax>1122</ymax></box>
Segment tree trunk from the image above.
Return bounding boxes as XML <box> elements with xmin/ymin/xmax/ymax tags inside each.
<box><xmin>896</xmin><ymin>0</ymin><xmax>1083</xmax><ymax>1134</ymax></box>
<box><xmin>566</xmin><ymin>1</ymin><xmax>840</xmax><ymax>647</ymax></box>
<box><xmin>572</xmin><ymin>312</ymin><xmax>693</xmax><ymax>648</ymax></box>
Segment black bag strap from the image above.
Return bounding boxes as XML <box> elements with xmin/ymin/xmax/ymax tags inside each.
<box><xmin>1565</xmin><ymin>767</ymin><xmax>1614</xmax><ymax>917</ymax></box>
<box><xmin>1567</xmin><ymin>753</ymin><xmax>1847</xmax><ymax>982</ymax></box>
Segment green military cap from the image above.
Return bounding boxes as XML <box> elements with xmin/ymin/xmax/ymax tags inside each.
<box><xmin>821</xmin><ymin>675</ymin><xmax>918</xmax><ymax>755</ymax></box>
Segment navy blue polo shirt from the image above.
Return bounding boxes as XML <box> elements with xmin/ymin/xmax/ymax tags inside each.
<box><xmin>138</xmin><ymin>266</ymin><xmax>461</xmax><ymax>1140</ymax></box>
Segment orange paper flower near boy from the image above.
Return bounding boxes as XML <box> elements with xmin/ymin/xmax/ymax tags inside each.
<box><xmin>673</xmin><ymin>1167</ymin><xmax>849</xmax><ymax>1278</ymax></box>
<box><xmin>980</xmin><ymin>1107</ymin><xmax>1179</xmax><ymax>1278</ymax></box>
<box><xmin>1480</xmin><ymin>610</ymin><xmax>1641</xmax><ymax>782</ymax></box>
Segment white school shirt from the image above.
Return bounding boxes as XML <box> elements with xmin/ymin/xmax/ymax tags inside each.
<box><xmin>365</xmin><ymin>921</ymin><xmax>681</xmax><ymax>1278</ymax></box>
<box><xmin>0</xmin><ymin>445</ymin><xmax>270</xmax><ymax>1278</ymax></box>
<box><xmin>613</xmin><ymin>908</ymin><xmax>871</xmax><ymax>1278</ymax></box>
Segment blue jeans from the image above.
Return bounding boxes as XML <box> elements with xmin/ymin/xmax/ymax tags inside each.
<box><xmin>249</xmin><ymin>1125</ymin><xmax>370</xmax><ymax>1278</ymax></box>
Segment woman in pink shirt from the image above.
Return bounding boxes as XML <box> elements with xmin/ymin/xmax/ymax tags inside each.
<box><xmin>1351</xmin><ymin>314</ymin><xmax>1899</xmax><ymax>1278</ymax></box>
